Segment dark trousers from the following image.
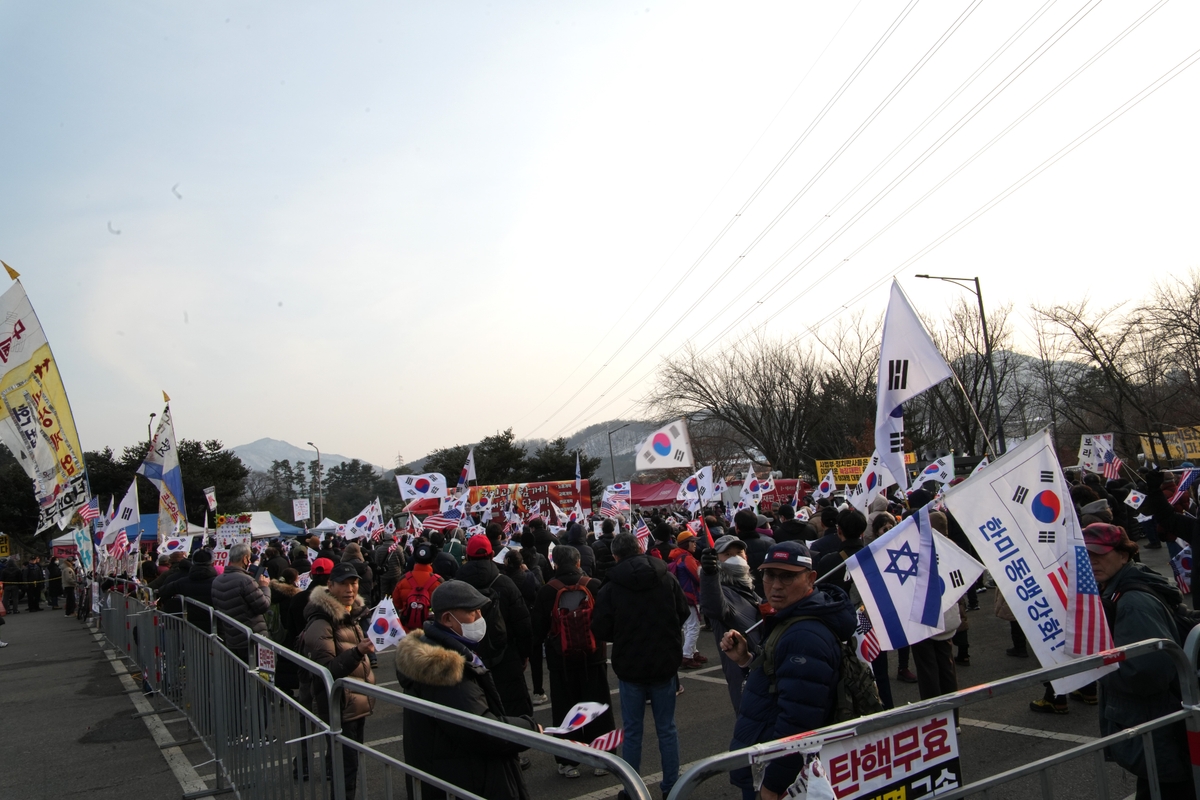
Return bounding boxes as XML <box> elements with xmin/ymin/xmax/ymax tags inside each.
<box><xmin>64</xmin><ymin>588</ymin><xmax>76</xmax><ymax>616</ymax></box>
<box><xmin>896</xmin><ymin>645</ymin><xmax>910</xmax><ymax>672</ymax></box>
<box><xmin>871</xmin><ymin>650</ymin><xmax>894</xmax><ymax>709</ymax></box>
<box><xmin>26</xmin><ymin>585</ymin><xmax>41</xmax><ymax>611</ymax></box>
<box><xmin>2</xmin><ymin>586</ymin><xmax>18</xmax><ymax>614</ymax></box>
<box><xmin>912</xmin><ymin>638</ymin><xmax>957</xmax><ymax>720</ymax></box>
<box><xmin>530</xmin><ymin>644</ymin><xmax>545</xmax><ymax>695</ymax></box>
<box><xmin>340</xmin><ymin>717</ymin><xmax>365</xmax><ymax>796</ymax></box>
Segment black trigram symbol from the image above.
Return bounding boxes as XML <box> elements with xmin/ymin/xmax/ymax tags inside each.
<box><xmin>121</xmin><ymin>507</ymin><xmax>133</xmax><ymax>520</ymax></box>
<box><xmin>673</xmin><ymin>450</ymin><xmax>686</xmax><ymax>462</ymax></box>
<box><xmin>949</xmin><ymin>569</ymin><xmax>964</xmax><ymax>588</ymax></box>
<box><xmin>641</xmin><ymin>450</ymin><xmax>656</xmax><ymax>464</ymax></box>
<box><xmin>888</xmin><ymin>359</ymin><xmax>909</xmax><ymax>391</ymax></box>
<box><xmin>890</xmin><ymin>431</ymin><xmax>905</xmax><ymax>453</ymax></box>
<box><xmin>1012</xmin><ymin>486</ymin><xmax>1029</xmax><ymax>504</ymax></box>
<box><xmin>1038</xmin><ymin>531</ymin><xmax>1056</xmax><ymax>544</ymax></box>
<box><xmin>668</xmin><ymin>425</ymin><xmax>682</xmax><ymax>438</ymax></box>
<box><xmin>1040</xmin><ymin>471</ymin><xmax>1054</xmax><ymax>483</ymax></box>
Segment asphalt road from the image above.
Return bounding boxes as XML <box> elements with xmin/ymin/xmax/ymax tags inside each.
<box><xmin>2</xmin><ymin>543</ymin><xmax>1181</xmax><ymax>800</ymax></box>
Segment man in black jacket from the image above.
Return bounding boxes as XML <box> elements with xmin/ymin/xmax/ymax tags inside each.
<box><xmin>733</xmin><ymin>509</ymin><xmax>775</xmax><ymax>596</ymax></box>
<box><xmin>157</xmin><ymin>550</ymin><xmax>219</xmax><ymax>631</ymax></box>
<box><xmin>591</xmin><ymin>519</ymin><xmax>617</xmax><ymax>582</ymax></box>
<box><xmin>452</xmin><ymin>535</ymin><xmax>533</xmax><ymax>718</ymax></box>
<box><xmin>591</xmin><ymin>533</ymin><xmax>688</xmax><ymax>798</ymax></box>
<box><xmin>773</xmin><ymin>504</ymin><xmax>814</xmax><ymax>543</ymax></box>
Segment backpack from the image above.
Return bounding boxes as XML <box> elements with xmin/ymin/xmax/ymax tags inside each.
<box><xmin>399</xmin><ymin>572</ymin><xmax>441</xmax><ymax>632</ymax></box>
<box><xmin>473</xmin><ymin>574</ymin><xmax>510</xmax><ymax>669</ymax></box>
<box><xmin>547</xmin><ymin>578</ymin><xmax>597</xmax><ymax>658</ymax></box>
<box><xmin>668</xmin><ymin>557</ymin><xmax>699</xmax><ymax>604</ymax></box>
<box><xmin>1103</xmin><ymin>584</ymin><xmax>1200</xmax><ymax>647</ymax></box>
<box><xmin>760</xmin><ymin>614</ymin><xmax>884</xmax><ymax>724</ymax></box>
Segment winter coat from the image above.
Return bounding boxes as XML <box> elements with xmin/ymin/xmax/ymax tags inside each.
<box><xmin>377</xmin><ymin>546</ymin><xmax>406</xmax><ymax>597</ymax></box>
<box><xmin>158</xmin><ymin>563</ymin><xmax>219</xmax><ymax>629</ymax></box>
<box><xmin>531</xmin><ymin>567</ymin><xmax>607</xmax><ymax>664</ymax></box>
<box><xmin>47</xmin><ymin>563</ymin><xmax>63</xmax><ymax>598</ymax></box>
<box><xmin>521</xmin><ymin>546</ymin><xmax>552</xmax><ymax>584</ymax></box>
<box><xmin>731</xmin><ymin>585</ymin><xmax>856</xmax><ymax>796</ymax></box>
<box><xmin>736</xmin><ymin>528</ymin><xmax>776</xmax><ymax>595</ymax></box>
<box><xmin>341</xmin><ymin>553</ymin><xmax>375</xmax><ymax>601</ymax></box>
<box><xmin>667</xmin><ymin>547</ymin><xmax>700</xmax><ymax>606</ymax></box>
<box><xmin>1099</xmin><ymin>561</ymin><xmax>1191</xmax><ymax>783</ymax></box>
<box><xmin>699</xmin><ymin>563</ymin><xmax>763</xmax><ymax>712</ymax></box>
<box><xmin>431</xmin><ymin>550</ymin><xmax>459</xmax><ymax>582</ymax></box>
<box><xmin>210</xmin><ymin>564</ymin><xmax>271</xmax><ymax>651</ymax></box>
<box><xmin>61</xmin><ymin>561</ymin><xmax>77</xmax><ymax>589</ymax></box>
<box><xmin>395</xmin><ymin>625</ymin><xmax>538</xmax><ymax>800</ymax></box>
<box><xmin>565</xmin><ymin>525</ymin><xmax>597</xmax><ymax>577</ymax></box>
<box><xmin>297</xmin><ymin>586</ymin><xmax>375</xmax><ymax>723</ymax></box>
<box><xmin>591</xmin><ymin>553</ymin><xmax>688</xmax><ymax>685</ymax></box>
<box><xmin>454</xmin><ymin>558</ymin><xmax>533</xmax><ymax>716</ymax></box>
<box><xmin>774</xmin><ymin>519</ymin><xmax>813</xmax><ymax>543</ymax></box>
<box><xmin>591</xmin><ymin>534</ymin><xmax>616</xmax><ymax>582</ymax></box>
<box><xmin>264</xmin><ymin>555</ymin><xmax>291</xmax><ymax>580</ymax></box>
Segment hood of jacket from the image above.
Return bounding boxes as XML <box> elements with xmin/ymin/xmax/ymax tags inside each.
<box><xmin>394</xmin><ymin>627</ymin><xmax>471</xmax><ymax>688</ymax></box>
<box><xmin>271</xmin><ymin>579</ymin><xmax>301</xmax><ymax>597</ymax></box>
<box><xmin>304</xmin><ymin>585</ymin><xmax>365</xmax><ymax>624</ymax></box>
<box><xmin>773</xmin><ymin>583</ymin><xmax>856</xmax><ymax>641</ymax></box>
<box><xmin>1105</xmin><ymin>560</ymin><xmax>1183</xmax><ymax>605</ymax></box>
<box><xmin>187</xmin><ymin>563</ymin><xmax>217</xmax><ymax>582</ymax></box>
<box><xmin>607</xmin><ymin>553</ymin><xmax>669</xmax><ymax>591</ymax></box>
<box><xmin>456</xmin><ymin>557</ymin><xmax>499</xmax><ymax>588</ymax></box>
<box><xmin>566</xmin><ymin>524</ymin><xmax>587</xmax><ymax>546</ymax></box>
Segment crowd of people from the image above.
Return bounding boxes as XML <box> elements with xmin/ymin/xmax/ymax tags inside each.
<box><xmin>1</xmin><ymin>462</ymin><xmax>1195</xmax><ymax>800</ymax></box>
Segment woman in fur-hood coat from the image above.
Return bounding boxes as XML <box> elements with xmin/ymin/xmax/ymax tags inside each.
<box><xmin>394</xmin><ymin>623</ymin><xmax>539</xmax><ymax>800</ymax></box>
<box><xmin>297</xmin><ymin>585</ymin><xmax>375</xmax><ymax>722</ymax></box>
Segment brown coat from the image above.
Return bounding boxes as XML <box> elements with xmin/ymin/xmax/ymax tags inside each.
<box><xmin>298</xmin><ymin>586</ymin><xmax>376</xmax><ymax>722</ymax></box>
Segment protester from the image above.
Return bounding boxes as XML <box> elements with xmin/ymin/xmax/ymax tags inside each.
<box><xmin>394</xmin><ymin>581</ymin><xmax>540</xmax><ymax>800</ymax></box>
<box><xmin>24</xmin><ymin>556</ymin><xmax>45</xmax><ymax>612</ymax></box>
<box><xmin>668</xmin><ymin>530</ymin><xmax>704</xmax><ymax>669</ymax></box>
<box><xmin>732</xmin><ymin>509</ymin><xmax>775</xmax><ymax>595</ymax></box>
<box><xmin>158</xmin><ymin>550</ymin><xmax>219</xmax><ymax>631</ymax></box>
<box><xmin>210</xmin><ymin>543</ymin><xmax>272</xmax><ymax>662</ymax></box>
<box><xmin>591</xmin><ymin>532</ymin><xmax>688</xmax><ymax>798</ymax></box>
<box><xmin>427</xmin><ymin>532</ymin><xmax>460</xmax><ymax>581</ymax></box>
<box><xmin>393</xmin><ymin>543</ymin><xmax>443</xmax><ymax>633</ymax></box>
<box><xmin>376</xmin><ymin>537</ymin><xmax>406</xmax><ymax>599</ymax></box>
<box><xmin>61</xmin><ymin>558</ymin><xmax>77</xmax><ymax>617</ymax></box>
<box><xmin>453</xmin><ymin>535</ymin><xmax>533</xmax><ymax>719</ymax></box>
<box><xmin>46</xmin><ymin>558</ymin><xmax>63</xmax><ymax>610</ymax></box>
<box><xmin>1085</xmin><ymin>523</ymin><xmax>1195</xmax><ymax>799</ymax></box>
<box><xmin>1</xmin><ymin>556</ymin><xmax>21</xmax><ymax>615</ymax></box>
<box><xmin>720</xmin><ymin>541</ymin><xmax>855</xmax><ymax>800</ymax></box>
<box><xmin>564</xmin><ymin>523</ymin><xmax>596</xmax><ymax>577</ymax></box>
<box><xmin>263</xmin><ymin>546</ymin><xmax>291</xmax><ymax>580</ymax></box>
<box><xmin>698</xmin><ymin>535</ymin><xmax>762</xmax><ymax>712</ymax></box>
<box><xmin>520</xmin><ymin>529</ymin><xmax>552</xmax><ymax>584</ymax></box>
<box><xmin>504</xmin><ymin>549</ymin><xmax>547</xmax><ymax>704</ymax></box>
<box><xmin>529</xmin><ymin>544</ymin><xmax>615</xmax><ymax>778</ymax></box>
<box><xmin>591</xmin><ymin>519</ymin><xmax>617</xmax><ymax>581</ymax></box>
<box><xmin>773</xmin><ymin>504</ymin><xmax>811</xmax><ymax>542</ymax></box>
<box><xmin>286</xmin><ymin>557</ymin><xmax>333</xmax><ymax>649</ymax></box>
<box><xmin>297</xmin><ymin>563</ymin><xmax>376</xmax><ymax>797</ymax></box>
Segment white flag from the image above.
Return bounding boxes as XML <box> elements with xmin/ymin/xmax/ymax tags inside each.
<box><xmin>397</xmin><ymin>472</ymin><xmax>448</xmax><ymax>501</ymax></box>
<box><xmin>812</xmin><ymin>470</ymin><xmax>836</xmax><ymax>500</ymax></box>
<box><xmin>1124</xmin><ymin>489</ymin><xmax>1146</xmax><ymax>509</ymax></box>
<box><xmin>344</xmin><ymin>498</ymin><xmax>383</xmax><ymax>540</ymax></box>
<box><xmin>943</xmin><ymin>428</ymin><xmax>1116</xmax><ymax>693</ymax></box>
<box><xmin>916</xmin><ymin>455</ymin><xmax>955</xmax><ymax>485</ymax></box>
<box><xmin>736</xmin><ymin>464</ymin><xmax>762</xmax><ymax>511</ymax></box>
<box><xmin>875</xmin><ymin>281</ymin><xmax>954</xmax><ymax>492</ymax></box>
<box><xmin>971</xmin><ymin>457</ymin><xmax>989</xmax><ymax>477</ymax></box>
<box><xmin>101</xmin><ymin>481</ymin><xmax>141</xmax><ymax>546</ymax></box>
<box><xmin>635</xmin><ymin>419</ymin><xmax>694</xmax><ymax>470</ymax></box>
<box><xmin>457</xmin><ymin>447</ymin><xmax>476</xmax><ymax>493</ymax></box>
<box><xmin>138</xmin><ymin>403</ymin><xmax>189</xmax><ymax>539</ymax></box>
<box><xmin>366</xmin><ymin>598</ymin><xmax>406</xmax><ymax>651</ymax></box>
<box><xmin>847</xmin><ymin>451</ymin><xmax>895</xmax><ymax>513</ymax></box>
<box><xmin>676</xmin><ymin>466</ymin><xmax>714</xmax><ymax>505</ymax></box>
<box><xmin>203</xmin><ymin>486</ymin><xmax>218</xmax><ymax>512</ymax></box>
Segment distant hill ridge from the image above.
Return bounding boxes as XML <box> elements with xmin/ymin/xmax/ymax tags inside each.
<box><xmin>230</xmin><ymin>438</ymin><xmax>381</xmax><ymax>473</ymax></box>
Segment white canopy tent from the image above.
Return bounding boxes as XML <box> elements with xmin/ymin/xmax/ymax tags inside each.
<box><xmin>311</xmin><ymin>517</ymin><xmax>340</xmax><ymax>534</ymax></box>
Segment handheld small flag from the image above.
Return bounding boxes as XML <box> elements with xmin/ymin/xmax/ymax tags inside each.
<box><xmin>367</xmin><ymin>598</ymin><xmax>407</xmax><ymax>651</ymax></box>
<box><xmin>543</xmin><ymin>702</ymin><xmax>609</xmax><ymax>735</ymax></box>
<box><xmin>1124</xmin><ymin>489</ymin><xmax>1146</xmax><ymax>510</ymax></box>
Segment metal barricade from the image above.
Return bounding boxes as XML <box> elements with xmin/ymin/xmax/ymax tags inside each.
<box><xmin>667</xmin><ymin>637</ymin><xmax>1200</xmax><ymax>800</ymax></box>
<box><xmin>328</xmin><ymin>678</ymin><xmax>654</xmax><ymax>800</ymax></box>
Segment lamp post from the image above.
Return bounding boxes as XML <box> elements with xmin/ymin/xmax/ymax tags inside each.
<box><xmin>307</xmin><ymin>441</ymin><xmax>323</xmax><ymax>522</ymax></box>
<box><xmin>915</xmin><ymin>274</ymin><xmax>1006</xmax><ymax>455</ymax></box>
<box><xmin>607</xmin><ymin>423</ymin><xmax>630</xmax><ymax>484</ymax></box>
<box><xmin>147</xmin><ymin>412</ymin><xmax>156</xmax><ymax>445</ymax></box>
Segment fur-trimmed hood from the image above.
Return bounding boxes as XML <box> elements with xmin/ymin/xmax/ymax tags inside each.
<box><xmin>271</xmin><ymin>579</ymin><xmax>301</xmax><ymax>598</ymax></box>
<box><xmin>304</xmin><ymin>585</ymin><xmax>364</xmax><ymax>624</ymax></box>
<box><xmin>394</xmin><ymin>628</ymin><xmax>467</xmax><ymax>688</ymax></box>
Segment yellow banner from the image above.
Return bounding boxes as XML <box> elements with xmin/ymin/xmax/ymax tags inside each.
<box><xmin>1140</xmin><ymin>426</ymin><xmax>1200</xmax><ymax>462</ymax></box>
<box><xmin>0</xmin><ymin>280</ymin><xmax>88</xmax><ymax>532</ymax></box>
<box><xmin>815</xmin><ymin>453</ymin><xmax>917</xmax><ymax>485</ymax></box>
<box><xmin>0</xmin><ymin>534</ymin><xmax>9</xmax><ymax>558</ymax></box>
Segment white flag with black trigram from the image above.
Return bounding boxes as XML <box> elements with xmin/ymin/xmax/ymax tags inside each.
<box><xmin>875</xmin><ymin>280</ymin><xmax>954</xmax><ymax>492</ymax></box>
<box><xmin>635</xmin><ymin>419</ymin><xmax>694</xmax><ymax>471</ymax></box>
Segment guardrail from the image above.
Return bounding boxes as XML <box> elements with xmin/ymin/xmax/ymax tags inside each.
<box><xmin>666</xmin><ymin>637</ymin><xmax>1200</xmax><ymax>800</ymax></box>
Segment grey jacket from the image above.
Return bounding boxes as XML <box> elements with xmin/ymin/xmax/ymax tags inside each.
<box><xmin>211</xmin><ymin>564</ymin><xmax>271</xmax><ymax>651</ymax></box>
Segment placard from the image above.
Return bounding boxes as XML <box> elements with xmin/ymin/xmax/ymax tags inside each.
<box><xmin>823</xmin><ymin>712</ymin><xmax>961</xmax><ymax>800</ymax></box>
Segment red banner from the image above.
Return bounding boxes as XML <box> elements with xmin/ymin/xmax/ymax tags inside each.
<box><xmin>468</xmin><ymin>480</ymin><xmax>591</xmax><ymax>514</ymax></box>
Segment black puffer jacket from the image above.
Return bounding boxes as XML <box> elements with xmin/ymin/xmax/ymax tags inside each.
<box><xmin>158</xmin><ymin>563</ymin><xmax>218</xmax><ymax>630</ymax></box>
<box><xmin>454</xmin><ymin>558</ymin><xmax>532</xmax><ymax>716</ymax></box>
<box><xmin>591</xmin><ymin>553</ymin><xmax>688</xmax><ymax>685</ymax></box>
<box><xmin>565</xmin><ymin>524</ymin><xmax>596</xmax><ymax>576</ymax></box>
<box><xmin>210</xmin><ymin>564</ymin><xmax>271</xmax><ymax>651</ymax></box>
<box><xmin>395</xmin><ymin>624</ymin><xmax>538</xmax><ymax>800</ymax></box>
<box><xmin>591</xmin><ymin>534</ymin><xmax>616</xmax><ymax>582</ymax></box>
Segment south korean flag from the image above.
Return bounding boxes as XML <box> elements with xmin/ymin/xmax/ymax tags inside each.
<box><xmin>367</xmin><ymin>598</ymin><xmax>406</xmax><ymax>652</ymax></box>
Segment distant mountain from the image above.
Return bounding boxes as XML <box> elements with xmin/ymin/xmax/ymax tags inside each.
<box><xmin>230</xmin><ymin>438</ymin><xmax>381</xmax><ymax>474</ymax></box>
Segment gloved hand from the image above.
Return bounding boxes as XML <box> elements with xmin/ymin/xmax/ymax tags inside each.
<box><xmin>1145</xmin><ymin>470</ymin><xmax>1164</xmax><ymax>491</ymax></box>
<box><xmin>700</xmin><ymin>549</ymin><xmax>719</xmax><ymax>575</ymax></box>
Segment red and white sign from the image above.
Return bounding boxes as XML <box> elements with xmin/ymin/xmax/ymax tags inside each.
<box><xmin>823</xmin><ymin>713</ymin><xmax>960</xmax><ymax>800</ymax></box>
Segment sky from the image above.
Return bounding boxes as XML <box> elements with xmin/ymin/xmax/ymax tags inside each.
<box><xmin>2</xmin><ymin>1</ymin><xmax>1197</xmax><ymax>469</ymax></box>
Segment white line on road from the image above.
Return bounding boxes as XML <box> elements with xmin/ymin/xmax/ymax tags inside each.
<box><xmin>959</xmin><ymin>717</ymin><xmax>1097</xmax><ymax>744</ymax></box>
<box><xmin>564</xmin><ymin>758</ymin><xmax>706</xmax><ymax>800</ymax></box>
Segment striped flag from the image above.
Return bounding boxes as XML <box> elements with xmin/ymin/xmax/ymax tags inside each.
<box><xmin>589</xmin><ymin>728</ymin><xmax>624</xmax><ymax>752</ymax></box>
<box><xmin>421</xmin><ymin>515</ymin><xmax>457</xmax><ymax>532</ymax></box>
<box><xmin>1071</xmin><ymin>545</ymin><xmax>1114</xmax><ymax>656</ymax></box>
<box><xmin>1170</xmin><ymin>546</ymin><xmax>1192</xmax><ymax>594</ymax></box>
<box><xmin>634</xmin><ymin>517</ymin><xmax>651</xmax><ymax>552</ymax></box>
<box><xmin>79</xmin><ymin>496</ymin><xmax>100</xmax><ymax>522</ymax></box>
<box><xmin>1169</xmin><ymin>469</ymin><xmax>1198</xmax><ymax>505</ymax></box>
<box><xmin>109</xmin><ymin>529</ymin><xmax>131</xmax><ymax>558</ymax></box>
<box><xmin>853</xmin><ymin>608</ymin><xmax>881</xmax><ymax>664</ymax></box>
<box><xmin>1101</xmin><ymin>449</ymin><xmax>1122</xmax><ymax>481</ymax></box>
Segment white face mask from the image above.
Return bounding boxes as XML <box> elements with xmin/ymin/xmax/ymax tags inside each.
<box><xmin>457</xmin><ymin>616</ymin><xmax>488</xmax><ymax>643</ymax></box>
<box><xmin>724</xmin><ymin>555</ymin><xmax>749</xmax><ymax>570</ymax></box>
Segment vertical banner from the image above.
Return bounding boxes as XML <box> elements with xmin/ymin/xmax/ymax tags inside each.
<box><xmin>293</xmin><ymin>498</ymin><xmax>311</xmax><ymax>522</ymax></box>
<box><xmin>0</xmin><ymin>277</ymin><xmax>90</xmax><ymax>531</ymax></box>
<box><xmin>72</xmin><ymin>528</ymin><xmax>93</xmax><ymax>575</ymax></box>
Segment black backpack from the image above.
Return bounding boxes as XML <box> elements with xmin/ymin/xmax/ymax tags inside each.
<box><xmin>472</xmin><ymin>575</ymin><xmax>509</xmax><ymax>669</ymax></box>
<box><xmin>1104</xmin><ymin>584</ymin><xmax>1200</xmax><ymax>647</ymax></box>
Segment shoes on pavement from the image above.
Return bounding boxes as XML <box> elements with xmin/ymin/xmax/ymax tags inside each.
<box><xmin>1006</xmin><ymin>647</ymin><xmax>1029</xmax><ymax>658</ymax></box>
<box><xmin>676</xmin><ymin>682</ymin><xmax>685</xmax><ymax>696</ymax></box>
<box><xmin>532</xmin><ymin>693</ymin><xmax>548</xmax><ymax>704</ymax></box>
<box><xmin>897</xmin><ymin>668</ymin><xmax>918</xmax><ymax>683</ymax></box>
<box><xmin>692</xmin><ymin>653</ymin><xmax>708</xmax><ymax>664</ymax></box>
<box><xmin>954</xmin><ymin>655</ymin><xmax>970</xmax><ymax>666</ymax></box>
<box><xmin>519</xmin><ymin>755</ymin><xmax>531</xmax><ymax>770</ymax></box>
<box><xmin>1069</xmin><ymin>690</ymin><xmax>1098</xmax><ymax>705</ymax></box>
<box><xmin>0</xmin><ymin>641</ymin><xmax>7</xmax><ymax>648</ymax></box>
<box><xmin>557</xmin><ymin>764</ymin><xmax>581</xmax><ymax>778</ymax></box>
<box><xmin>1147</xmin><ymin>543</ymin><xmax>1163</xmax><ymax>549</ymax></box>
<box><xmin>966</xmin><ymin>603</ymin><xmax>980</xmax><ymax>611</ymax></box>
<box><xmin>593</xmin><ymin>768</ymin><xmax>609</xmax><ymax>777</ymax></box>
<box><xmin>1030</xmin><ymin>698</ymin><xmax>1068</xmax><ymax>715</ymax></box>
<box><xmin>680</xmin><ymin>655</ymin><xmax>703</xmax><ymax>669</ymax></box>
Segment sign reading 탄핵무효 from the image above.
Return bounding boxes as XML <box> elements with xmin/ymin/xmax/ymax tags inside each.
<box><xmin>814</xmin><ymin>454</ymin><xmax>917</xmax><ymax>487</ymax></box>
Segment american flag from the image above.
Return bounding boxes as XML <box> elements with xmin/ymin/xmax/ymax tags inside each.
<box><xmin>1169</xmin><ymin>469</ymin><xmax>1198</xmax><ymax>505</ymax></box>
<box><xmin>406</xmin><ymin>514</ymin><xmax>424</xmax><ymax>535</ymax></box>
<box><xmin>1071</xmin><ymin>545</ymin><xmax>1114</xmax><ymax>656</ymax></box>
<box><xmin>634</xmin><ymin>517</ymin><xmax>651</xmax><ymax>552</ymax></box>
<box><xmin>1101</xmin><ymin>449</ymin><xmax>1122</xmax><ymax>481</ymax></box>
<box><xmin>1170</xmin><ymin>546</ymin><xmax>1192</xmax><ymax>594</ymax></box>
<box><xmin>588</xmin><ymin>728</ymin><xmax>623</xmax><ymax>752</ymax></box>
<box><xmin>854</xmin><ymin>608</ymin><xmax>881</xmax><ymax>663</ymax></box>
<box><xmin>109</xmin><ymin>529</ymin><xmax>131</xmax><ymax>558</ymax></box>
<box><xmin>599</xmin><ymin>500</ymin><xmax>624</xmax><ymax>518</ymax></box>
<box><xmin>421</xmin><ymin>515</ymin><xmax>458</xmax><ymax>532</ymax></box>
<box><xmin>79</xmin><ymin>497</ymin><xmax>100</xmax><ymax>522</ymax></box>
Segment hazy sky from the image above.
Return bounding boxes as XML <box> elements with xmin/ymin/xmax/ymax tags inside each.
<box><xmin>2</xmin><ymin>1</ymin><xmax>1197</xmax><ymax>468</ymax></box>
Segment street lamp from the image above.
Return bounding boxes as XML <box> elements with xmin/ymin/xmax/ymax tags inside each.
<box><xmin>307</xmin><ymin>441</ymin><xmax>323</xmax><ymax>522</ymax></box>
<box><xmin>915</xmin><ymin>274</ymin><xmax>1006</xmax><ymax>455</ymax></box>
<box><xmin>147</xmin><ymin>412</ymin><xmax>156</xmax><ymax>445</ymax></box>
<box><xmin>607</xmin><ymin>423</ymin><xmax>630</xmax><ymax>484</ymax></box>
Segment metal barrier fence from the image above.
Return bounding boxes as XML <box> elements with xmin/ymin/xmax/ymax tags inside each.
<box><xmin>667</xmin><ymin>637</ymin><xmax>1200</xmax><ymax>800</ymax></box>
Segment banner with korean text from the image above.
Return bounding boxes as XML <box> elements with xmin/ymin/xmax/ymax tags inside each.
<box><xmin>823</xmin><ymin>712</ymin><xmax>961</xmax><ymax>800</ymax></box>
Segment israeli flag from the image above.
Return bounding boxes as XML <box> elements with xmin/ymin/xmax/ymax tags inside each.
<box><xmin>844</xmin><ymin>506</ymin><xmax>983</xmax><ymax>650</ymax></box>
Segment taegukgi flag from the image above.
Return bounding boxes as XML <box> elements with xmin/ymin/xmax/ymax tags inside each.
<box><xmin>943</xmin><ymin>428</ymin><xmax>1116</xmax><ymax>693</ymax></box>
<box><xmin>916</xmin><ymin>455</ymin><xmax>955</xmax><ymax>485</ymax></box>
<box><xmin>812</xmin><ymin>470</ymin><xmax>836</xmax><ymax>500</ymax></box>
<box><xmin>635</xmin><ymin>419</ymin><xmax>694</xmax><ymax>470</ymax></box>
<box><xmin>847</xmin><ymin>451</ymin><xmax>895</xmax><ymax>514</ymax></box>
<box><xmin>101</xmin><ymin>481</ymin><xmax>141</xmax><ymax>547</ymax></box>
<box><xmin>138</xmin><ymin>399</ymin><xmax>189</xmax><ymax>539</ymax></box>
<box><xmin>367</xmin><ymin>598</ymin><xmax>406</xmax><ymax>651</ymax></box>
<box><xmin>677</xmin><ymin>466</ymin><xmax>714</xmax><ymax>508</ymax></box>
<box><xmin>875</xmin><ymin>280</ymin><xmax>953</xmax><ymax>492</ymax></box>
<box><xmin>397</xmin><ymin>472</ymin><xmax>448</xmax><ymax>501</ymax></box>
<box><xmin>457</xmin><ymin>448</ymin><xmax>476</xmax><ymax>493</ymax></box>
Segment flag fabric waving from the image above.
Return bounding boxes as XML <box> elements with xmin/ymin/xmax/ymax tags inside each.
<box><xmin>397</xmin><ymin>473</ymin><xmax>448</xmax><ymax>501</ymax></box>
<box><xmin>344</xmin><ymin>498</ymin><xmax>383</xmax><ymax>540</ymax></box>
<box><xmin>1070</xmin><ymin>543</ymin><xmax>1114</xmax><ymax>655</ymax></box>
<box><xmin>79</xmin><ymin>497</ymin><xmax>101</xmax><ymax>522</ymax></box>
<box><xmin>101</xmin><ymin>481</ymin><xmax>141</xmax><ymax>547</ymax></box>
<box><xmin>970</xmin><ymin>457</ymin><xmax>989</xmax><ymax>477</ymax></box>
<box><xmin>847</xmin><ymin>451</ymin><xmax>895</xmax><ymax>513</ymax></box>
<box><xmin>634</xmin><ymin>517</ymin><xmax>651</xmax><ymax>552</ymax></box>
<box><xmin>457</xmin><ymin>448</ymin><xmax>476</xmax><ymax>493</ymax></box>
<box><xmin>916</xmin><ymin>455</ymin><xmax>955</xmax><ymax>485</ymax></box>
<box><xmin>875</xmin><ymin>280</ymin><xmax>954</xmax><ymax>492</ymax></box>
<box><xmin>1101</xmin><ymin>449</ymin><xmax>1123</xmax><ymax>481</ymax></box>
<box><xmin>1170</xmin><ymin>545</ymin><xmax>1192</xmax><ymax>594</ymax></box>
<box><xmin>1124</xmin><ymin>489</ymin><xmax>1146</xmax><ymax>510</ymax></box>
<box><xmin>138</xmin><ymin>402</ymin><xmax>189</xmax><ymax>540</ymax></box>
<box><xmin>366</xmin><ymin>598</ymin><xmax>407</xmax><ymax>651</ymax></box>
<box><xmin>1169</xmin><ymin>469</ymin><xmax>1198</xmax><ymax>505</ymax></box>
<box><xmin>812</xmin><ymin>470</ymin><xmax>836</xmax><ymax>501</ymax></box>
<box><xmin>943</xmin><ymin>428</ymin><xmax>1116</xmax><ymax>694</ymax></box>
<box><xmin>575</xmin><ymin>453</ymin><xmax>582</xmax><ymax>495</ymax></box>
<box><xmin>635</xmin><ymin>419</ymin><xmax>694</xmax><ymax>470</ymax></box>
<box><xmin>677</xmin><ymin>466</ymin><xmax>714</xmax><ymax>510</ymax></box>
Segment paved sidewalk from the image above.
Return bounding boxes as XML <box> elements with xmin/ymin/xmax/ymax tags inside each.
<box><xmin>0</xmin><ymin>606</ymin><xmax>183</xmax><ymax>800</ymax></box>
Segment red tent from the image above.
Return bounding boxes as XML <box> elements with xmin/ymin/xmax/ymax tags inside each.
<box><xmin>631</xmin><ymin>480</ymin><xmax>682</xmax><ymax>506</ymax></box>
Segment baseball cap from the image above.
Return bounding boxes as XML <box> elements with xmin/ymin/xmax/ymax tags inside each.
<box><xmin>712</xmin><ymin>535</ymin><xmax>745</xmax><ymax>554</ymax></box>
<box><xmin>431</xmin><ymin>581</ymin><xmax>489</xmax><ymax>615</ymax></box>
<box><xmin>1082</xmin><ymin>523</ymin><xmax>1131</xmax><ymax>555</ymax></box>
<box><xmin>758</xmin><ymin>540</ymin><xmax>814</xmax><ymax>572</ymax></box>
<box><xmin>311</xmin><ymin>557</ymin><xmax>336</xmax><ymax>576</ymax></box>
<box><xmin>413</xmin><ymin>543</ymin><xmax>435</xmax><ymax>565</ymax></box>
<box><xmin>329</xmin><ymin>563</ymin><xmax>360</xmax><ymax>583</ymax></box>
<box><xmin>466</xmin><ymin>535</ymin><xmax>493</xmax><ymax>558</ymax></box>
<box><xmin>675</xmin><ymin>530</ymin><xmax>695</xmax><ymax>546</ymax></box>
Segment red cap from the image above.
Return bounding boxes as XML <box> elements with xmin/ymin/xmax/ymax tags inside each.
<box><xmin>466</xmin><ymin>535</ymin><xmax>493</xmax><ymax>558</ymax></box>
<box><xmin>311</xmin><ymin>557</ymin><xmax>336</xmax><ymax>575</ymax></box>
